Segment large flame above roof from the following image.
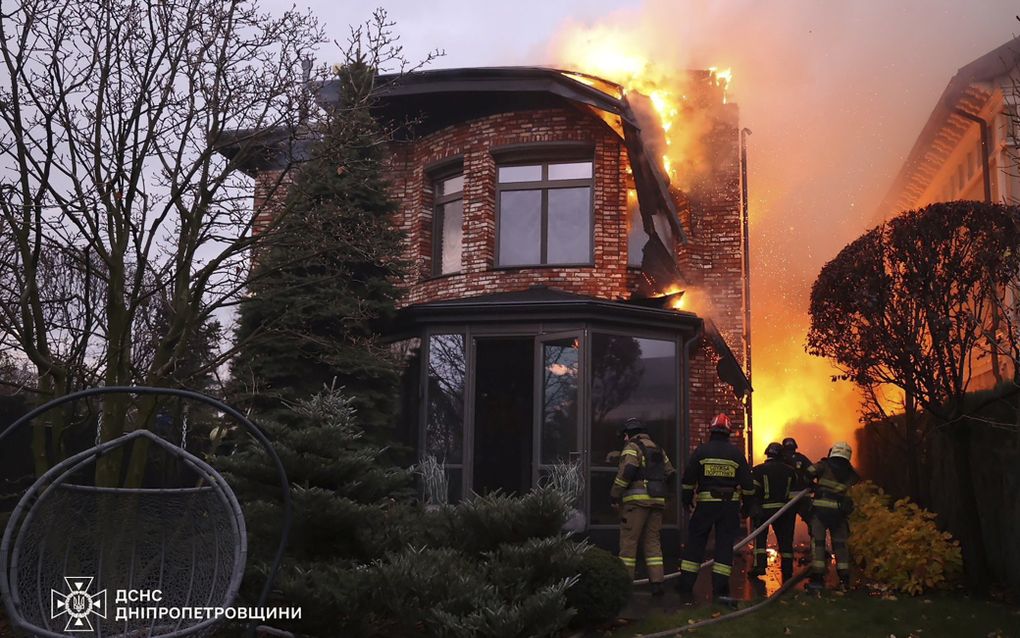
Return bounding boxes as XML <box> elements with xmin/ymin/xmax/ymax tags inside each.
<box><xmin>551</xmin><ymin>23</ymin><xmax>730</xmax><ymax>185</ymax></box>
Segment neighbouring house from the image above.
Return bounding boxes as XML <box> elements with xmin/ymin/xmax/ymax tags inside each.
<box><xmin>222</xmin><ymin>66</ymin><xmax>751</xmax><ymax>555</ymax></box>
<box><xmin>877</xmin><ymin>38</ymin><xmax>1020</xmax><ymax>389</ymax></box>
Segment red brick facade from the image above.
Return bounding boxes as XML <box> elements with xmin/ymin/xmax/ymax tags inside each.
<box><xmin>250</xmin><ymin>99</ymin><xmax>749</xmax><ymax>456</ymax></box>
<box><xmin>385</xmin><ymin>106</ymin><xmax>636</xmax><ymax>305</ymax></box>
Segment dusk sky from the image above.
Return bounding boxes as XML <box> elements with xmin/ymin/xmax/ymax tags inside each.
<box><xmin>266</xmin><ymin>0</ymin><xmax>1020</xmax><ymax>457</ymax></box>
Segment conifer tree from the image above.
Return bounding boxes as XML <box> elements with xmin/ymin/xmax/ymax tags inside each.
<box><xmin>231</xmin><ymin>57</ymin><xmax>404</xmax><ymax>429</ymax></box>
<box><xmin>217</xmin><ymin>387</ymin><xmax>415</xmax><ymax>637</ymax></box>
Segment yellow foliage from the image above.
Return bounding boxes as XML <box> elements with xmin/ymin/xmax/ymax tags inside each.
<box><xmin>847</xmin><ymin>481</ymin><xmax>963</xmax><ymax>595</ymax></box>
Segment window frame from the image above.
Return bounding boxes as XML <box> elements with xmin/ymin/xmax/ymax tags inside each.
<box><xmin>495</xmin><ymin>158</ymin><xmax>595</xmax><ymax>268</ymax></box>
<box><xmin>431</xmin><ymin>168</ymin><xmax>465</xmax><ymax>277</ymax></box>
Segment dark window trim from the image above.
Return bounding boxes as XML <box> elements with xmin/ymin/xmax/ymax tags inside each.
<box><xmin>494</xmin><ymin>155</ymin><xmax>595</xmax><ymax>268</ymax></box>
<box><xmin>431</xmin><ymin>165</ymin><xmax>465</xmax><ymax>277</ymax></box>
<box><xmin>491</xmin><ymin>141</ymin><xmax>595</xmax><ymax>164</ymax></box>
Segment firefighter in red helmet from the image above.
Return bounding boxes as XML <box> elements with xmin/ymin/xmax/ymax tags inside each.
<box><xmin>677</xmin><ymin>413</ymin><xmax>754</xmax><ymax>602</ymax></box>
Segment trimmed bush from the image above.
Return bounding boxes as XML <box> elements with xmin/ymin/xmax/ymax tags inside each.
<box><xmin>565</xmin><ymin>545</ymin><xmax>632</xmax><ymax>626</ymax></box>
<box><xmin>848</xmin><ymin>481</ymin><xmax>963</xmax><ymax>594</ymax></box>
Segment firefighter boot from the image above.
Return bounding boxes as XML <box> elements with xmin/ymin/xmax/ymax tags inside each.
<box><xmin>650</xmin><ymin>582</ymin><xmax>664</xmax><ymax>597</ymax></box>
<box><xmin>837</xmin><ymin>570</ymin><xmax>851</xmax><ymax>592</ymax></box>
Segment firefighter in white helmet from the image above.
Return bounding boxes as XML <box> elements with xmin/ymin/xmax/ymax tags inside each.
<box><xmin>805</xmin><ymin>441</ymin><xmax>860</xmax><ymax>590</ymax></box>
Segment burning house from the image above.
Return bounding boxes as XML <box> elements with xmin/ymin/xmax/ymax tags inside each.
<box><xmin>225</xmin><ymin>66</ymin><xmax>751</xmax><ymax>551</ymax></box>
<box><xmin>878</xmin><ymin>37</ymin><xmax>1020</xmax><ymax>389</ymax></box>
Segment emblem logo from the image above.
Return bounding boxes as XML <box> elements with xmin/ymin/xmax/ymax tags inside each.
<box><xmin>51</xmin><ymin>577</ymin><xmax>107</xmax><ymax>633</ymax></box>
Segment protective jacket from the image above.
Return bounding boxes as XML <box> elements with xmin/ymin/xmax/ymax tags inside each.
<box><xmin>807</xmin><ymin>456</ymin><xmax>860</xmax><ymax>516</ymax></box>
<box><xmin>610</xmin><ymin>433</ymin><xmax>675</xmax><ymax>508</ymax></box>
<box><xmin>751</xmin><ymin>457</ymin><xmax>794</xmax><ymax>513</ymax></box>
<box><xmin>681</xmin><ymin>436</ymin><xmax>754</xmax><ymax>507</ymax></box>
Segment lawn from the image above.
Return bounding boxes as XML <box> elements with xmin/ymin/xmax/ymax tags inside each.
<box><xmin>614</xmin><ymin>591</ymin><xmax>1020</xmax><ymax>638</ymax></box>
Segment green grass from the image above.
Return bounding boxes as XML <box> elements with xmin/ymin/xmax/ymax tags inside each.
<box><xmin>615</xmin><ymin>591</ymin><xmax>1020</xmax><ymax>637</ymax></box>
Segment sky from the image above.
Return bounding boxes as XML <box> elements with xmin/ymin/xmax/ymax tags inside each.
<box><xmin>264</xmin><ymin>0</ymin><xmax>1020</xmax><ymax>460</ymax></box>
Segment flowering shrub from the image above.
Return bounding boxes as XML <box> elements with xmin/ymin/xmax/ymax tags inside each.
<box><xmin>848</xmin><ymin>481</ymin><xmax>963</xmax><ymax>594</ymax></box>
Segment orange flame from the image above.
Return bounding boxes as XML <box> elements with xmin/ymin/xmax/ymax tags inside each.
<box><xmin>552</xmin><ymin>24</ymin><xmax>730</xmax><ymax>185</ymax></box>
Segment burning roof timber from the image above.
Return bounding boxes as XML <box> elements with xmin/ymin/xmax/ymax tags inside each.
<box><xmin>877</xmin><ymin>37</ymin><xmax>1020</xmax><ymax>217</ymax></box>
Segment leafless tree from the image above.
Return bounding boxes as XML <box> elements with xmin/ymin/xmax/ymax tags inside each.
<box><xmin>0</xmin><ymin>0</ymin><xmax>324</xmax><ymax>482</ymax></box>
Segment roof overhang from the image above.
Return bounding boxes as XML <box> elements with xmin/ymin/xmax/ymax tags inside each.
<box><xmin>319</xmin><ymin>66</ymin><xmax>686</xmax><ymax>243</ymax></box>
<box><xmin>389</xmin><ymin>286</ymin><xmax>751</xmax><ymax>398</ymax></box>
<box><xmin>877</xmin><ymin>38</ymin><xmax>1019</xmax><ymax>217</ymax></box>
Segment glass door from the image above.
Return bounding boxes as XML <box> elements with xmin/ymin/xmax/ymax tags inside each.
<box><xmin>534</xmin><ymin>333</ymin><xmax>585</xmax><ymax>526</ymax></box>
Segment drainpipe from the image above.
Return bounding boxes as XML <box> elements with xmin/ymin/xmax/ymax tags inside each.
<box><xmin>681</xmin><ymin>326</ymin><xmax>705</xmax><ymax>543</ymax></box>
<box><xmin>952</xmin><ymin>107</ymin><xmax>992</xmax><ymax>203</ymax></box>
<box><xmin>740</xmin><ymin>128</ymin><xmax>753</xmax><ymax>462</ymax></box>
<box><xmin>953</xmin><ymin>107</ymin><xmax>1000</xmax><ymax>384</ymax></box>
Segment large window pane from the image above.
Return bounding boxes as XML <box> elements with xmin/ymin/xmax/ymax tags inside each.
<box><xmin>498</xmin><ymin>190</ymin><xmax>542</xmax><ymax>266</ymax></box>
<box><xmin>437</xmin><ymin>199</ymin><xmax>463</xmax><ymax>274</ymax></box>
<box><xmin>426</xmin><ymin>334</ymin><xmax>465</xmax><ymax>463</ymax></box>
<box><xmin>590</xmin><ymin>335</ymin><xmax>677</xmax><ymax>463</ymax></box>
<box><xmin>548</xmin><ymin>161</ymin><xmax>593</xmax><ymax>180</ymax></box>
<box><xmin>541</xmin><ymin>338</ymin><xmax>579</xmax><ymax>465</ymax></box>
<box><xmin>498</xmin><ymin>164</ymin><xmax>542</xmax><ymax>183</ymax></box>
<box><xmin>590</xmin><ymin>334</ymin><xmax>678</xmax><ymax>524</ymax></box>
<box><xmin>547</xmin><ymin>187</ymin><xmax>591</xmax><ymax>264</ymax></box>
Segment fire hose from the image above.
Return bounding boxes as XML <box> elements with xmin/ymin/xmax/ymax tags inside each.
<box><xmin>632</xmin><ymin>489</ymin><xmax>809</xmax><ymax>586</ymax></box>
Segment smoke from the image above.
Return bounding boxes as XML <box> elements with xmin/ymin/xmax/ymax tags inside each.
<box><xmin>543</xmin><ymin>0</ymin><xmax>1020</xmax><ymax>460</ymax></box>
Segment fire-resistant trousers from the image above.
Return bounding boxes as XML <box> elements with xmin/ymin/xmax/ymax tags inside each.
<box><xmin>810</xmin><ymin>512</ymin><xmax>850</xmax><ymax>581</ymax></box>
<box><xmin>678</xmin><ymin>501</ymin><xmax>740</xmax><ymax>596</ymax></box>
<box><xmin>752</xmin><ymin>509</ymin><xmax>795</xmax><ymax>579</ymax></box>
<box><xmin>618</xmin><ymin>503</ymin><xmax>665</xmax><ymax>582</ymax></box>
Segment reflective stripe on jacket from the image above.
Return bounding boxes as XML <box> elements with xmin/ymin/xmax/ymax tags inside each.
<box><xmin>681</xmin><ymin>436</ymin><xmax>754</xmax><ymax>506</ymax></box>
<box><xmin>610</xmin><ymin>434</ymin><xmax>675</xmax><ymax>508</ymax></box>
<box><xmin>807</xmin><ymin>457</ymin><xmax>860</xmax><ymax>512</ymax></box>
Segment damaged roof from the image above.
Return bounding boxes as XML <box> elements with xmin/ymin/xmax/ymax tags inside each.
<box><xmin>322</xmin><ymin>66</ymin><xmax>687</xmax><ymax>242</ymax></box>
<box><xmin>218</xmin><ymin>66</ymin><xmax>688</xmax><ymax>241</ymax></box>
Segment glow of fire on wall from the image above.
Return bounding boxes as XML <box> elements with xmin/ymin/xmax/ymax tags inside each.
<box><xmin>551</xmin><ymin>23</ymin><xmax>859</xmax><ymax>462</ymax></box>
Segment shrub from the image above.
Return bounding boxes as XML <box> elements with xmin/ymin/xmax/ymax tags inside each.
<box><xmin>564</xmin><ymin>545</ymin><xmax>632</xmax><ymax>626</ymax></box>
<box><xmin>848</xmin><ymin>481</ymin><xmax>963</xmax><ymax>594</ymax></box>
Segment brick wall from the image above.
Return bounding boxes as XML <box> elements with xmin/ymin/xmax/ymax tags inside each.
<box><xmin>385</xmin><ymin>106</ymin><xmax>635</xmax><ymax>305</ymax></box>
<box><xmin>678</xmin><ymin>104</ymin><xmax>749</xmax><ymax>451</ymax></box>
<box><xmin>249</xmin><ymin>101</ymin><xmax>750</xmax><ymax>456</ymax></box>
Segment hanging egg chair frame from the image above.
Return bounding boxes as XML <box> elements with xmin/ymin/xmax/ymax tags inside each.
<box><xmin>0</xmin><ymin>386</ymin><xmax>292</xmax><ymax>638</ymax></box>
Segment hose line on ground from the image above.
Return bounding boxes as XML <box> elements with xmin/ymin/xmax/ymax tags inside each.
<box><xmin>633</xmin><ymin>490</ymin><xmax>809</xmax><ymax>586</ymax></box>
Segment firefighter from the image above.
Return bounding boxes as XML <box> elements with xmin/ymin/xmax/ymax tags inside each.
<box><xmin>748</xmin><ymin>442</ymin><xmax>796</xmax><ymax>582</ymax></box>
<box><xmin>610</xmin><ymin>417</ymin><xmax>675</xmax><ymax>596</ymax></box>
<box><xmin>805</xmin><ymin>441</ymin><xmax>860</xmax><ymax>591</ymax></box>
<box><xmin>782</xmin><ymin>437</ymin><xmax>814</xmax><ymax>534</ymax></box>
<box><xmin>677</xmin><ymin>413</ymin><xmax>754</xmax><ymax>602</ymax></box>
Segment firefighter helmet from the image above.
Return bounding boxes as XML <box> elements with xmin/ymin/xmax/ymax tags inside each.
<box><xmin>782</xmin><ymin>437</ymin><xmax>798</xmax><ymax>450</ymax></box>
<box><xmin>829</xmin><ymin>441</ymin><xmax>852</xmax><ymax>462</ymax></box>
<box><xmin>709</xmin><ymin>413</ymin><xmax>732</xmax><ymax>435</ymax></box>
<box><xmin>618</xmin><ymin>417</ymin><xmax>645</xmax><ymax>438</ymax></box>
<box><xmin>765</xmin><ymin>442</ymin><xmax>783</xmax><ymax>458</ymax></box>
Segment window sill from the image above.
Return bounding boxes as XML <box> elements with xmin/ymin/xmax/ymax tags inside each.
<box><xmin>492</xmin><ymin>263</ymin><xmax>596</xmax><ymax>270</ymax></box>
<box><xmin>422</xmin><ymin>271</ymin><xmax>462</xmax><ymax>282</ymax></box>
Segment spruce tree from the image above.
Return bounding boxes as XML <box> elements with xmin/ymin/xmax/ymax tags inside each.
<box><xmin>232</xmin><ymin>59</ymin><xmax>404</xmax><ymax>429</ymax></box>
<box><xmin>217</xmin><ymin>387</ymin><xmax>415</xmax><ymax>637</ymax></box>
